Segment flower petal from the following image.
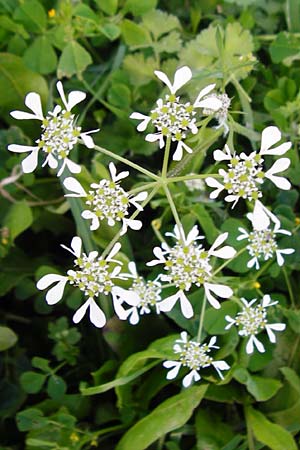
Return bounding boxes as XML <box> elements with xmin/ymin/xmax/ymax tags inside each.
<box><xmin>196</xmin><ymin>97</ymin><xmax>222</xmax><ymax>110</ymax></box>
<box><xmin>25</xmin><ymin>92</ymin><xmax>44</xmax><ymax>119</ymax></box>
<box><xmin>63</xmin><ymin>177</ymin><xmax>87</xmax><ymax>197</ymax></box>
<box><xmin>130</xmin><ymin>112</ymin><xmax>151</xmax><ymax>132</ymax></box>
<box><xmin>260</xmin><ymin>126</ymin><xmax>281</xmax><ymax>153</ymax></box>
<box><xmin>183</xmin><ymin>369</ymin><xmax>200</xmax><ymax>387</ymax></box>
<box><xmin>89</xmin><ymin>299</ymin><xmax>106</xmax><ymax>328</ymax></box>
<box><xmin>163</xmin><ymin>361</ymin><xmax>181</xmax><ymax>380</ymax></box>
<box><xmin>194</xmin><ymin>83</ymin><xmax>215</xmax><ymax>105</ymax></box>
<box><xmin>21</xmin><ymin>149</ymin><xmax>39</xmax><ymax>173</ymax></box>
<box><xmin>81</xmin><ymin>210</ymin><xmax>99</xmax><ymax>231</ymax></box>
<box><xmin>73</xmin><ymin>299</ymin><xmax>91</xmax><ymax>324</ymax></box>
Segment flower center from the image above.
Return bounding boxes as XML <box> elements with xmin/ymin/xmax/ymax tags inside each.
<box><xmin>131</xmin><ymin>278</ymin><xmax>161</xmax><ymax>312</ymax></box>
<box><xmin>86</xmin><ymin>180</ymin><xmax>129</xmax><ymax>223</ymax></box>
<box><xmin>176</xmin><ymin>340</ymin><xmax>213</xmax><ymax>371</ymax></box>
<box><xmin>235</xmin><ymin>305</ymin><xmax>267</xmax><ymax>336</ymax></box>
<box><xmin>247</xmin><ymin>229</ymin><xmax>278</xmax><ymax>261</ymax></box>
<box><xmin>38</xmin><ymin>109</ymin><xmax>81</xmax><ymax>160</ymax></box>
<box><xmin>222</xmin><ymin>153</ymin><xmax>265</xmax><ymax>201</ymax></box>
<box><xmin>165</xmin><ymin>243</ymin><xmax>212</xmax><ymax>291</ymax></box>
<box><xmin>67</xmin><ymin>254</ymin><xmax>115</xmax><ymax>298</ymax></box>
<box><xmin>150</xmin><ymin>95</ymin><xmax>196</xmax><ymax>141</ymax></box>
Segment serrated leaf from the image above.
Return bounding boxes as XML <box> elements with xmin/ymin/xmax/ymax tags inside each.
<box><xmin>0</xmin><ymin>326</ymin><xmax>18</xmax><ymax>351</ymax></box>
<box><xmin>116</xmin><ymin>385</ymin><xmax>207</xmax><ymax>450</ymax></box>
<box><xmin>20</xmin><ymin>371</ymin><xmax>46</xmax><ymax>394</ymax></box>
<box><xmin>123</xmin><ymin>53</ymin><xmax>157</xmax><ymax>86</ymax></box>
<box><xmin>121</xmin><ymin>19</ymin><xmax>152</xmax><ymax>47</ymax></box>
<box><xmin>13</xmin><ymin>0</ymin><xmax>47</xmax><ymax>33</ymax></box>
<box><xmin>0</xmin><ymin>53</ymin><xmax>48</xmax><ymax>118</ymax></box>
<box><xmin>154</xmin><ymin>31</ymin><xmax>182</xmax><ymax>54</ymax></box>
<box><xmin>3</xmin><ymin>201</ymin><xmax>33</xmax><ymax>242</ymax></box>
<box><xmin>142</xmin><ymin>9</ymin><xmax>181</xmax><ymax>40</ymax></box>
<box><xmin>57</xmin><ymin>40</ymin><xmax>92</xmax><ymax>79</ymax></box>
<box><xmin>23</xmin><ymin>36</ymin><xmax>57</xmax><ymax>74</ymax></box>
<box><xmin>246</xmin><ymin>406</ymin><xmax>297</xmax><ymax>450</ymax></box>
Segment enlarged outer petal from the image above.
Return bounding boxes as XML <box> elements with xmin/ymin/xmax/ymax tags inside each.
<box><xmin>209</xmin><ymin>232</ymin><xmax>236</xmax><ymax>259</ymax></box>
<box><xmin>37</xmin><ymin>274</ymin><xmax>68</xmax><ymax>305</ymax></box>
<box><xmin>147</xmin><ymin>246</ymin><xmax>166</xmax><ymax>266</ymax></box>
<box><xmin>247</xmin><ymin>256</ymin><xmax>260</xmax><ymax>270</ymax></box>
<box><xmin>260</xmin><ymin>126</ymin><xmax>281</xmax><ymax>154</ymax></box>
<box><xmin>154</xmin><ymin>66</ymin><xmax>192</xmax><ymax>94</ymax></box>
<box><xmin>10</xmin><ymin>92</ymin><xmax>44</xmax><ymax>121</ymax></box>
<box><xmin>265</xmin><ymin>323</ymin><xmax>286</xmax><ymax>343</ymax></box>
<box><xmin>63</xmin><ymin>177</ymin><xmax>87</xmax><ymax>197</ymax></box>
<box><xmin>172</xmin><ymin>141</ymin><xmax>193</xmax><ymax>161</ymax></box>
<box><xmin>81</xmin><ymin>210</ymin><xmax>99</xmax><ymax>231</ymax></box>
<box><xmin>213</xmin><ymin>144</ymin><xmax>232</xmax><ymax>161</ymax></box>
<box><xmin>212</xmin><ymin>360</ymin><xmax>230</xmax><ymax>379</ymax></box>
<box><xmin>251</xmin><ymin>200</ymin><xmax>271</xmax><ymax>231</ymax></box>
<box><xmin>205</xmin><ymin>177</ymin><xmax>224</xmax><ymax>199</ymax></box>
<box><xmin>195</xmin><ymin>96</ymin><xmax>222</xmax><ymax>110</ymax></box>
<box><xmin>130</xmin><ymin>191</ymin><xmax>148</xmax><ymax>210</ymax></box>
<box><xmin>158</xmin><ymin>291</ymin><xmax>194</xmax><ymax>318</ymax></box>
<box><xmin>163</xmin><ymin>361</ymin><xmax>181</xmax><ymax>380</ymax></box>
<box><xmin>109</xmin><ymin>161</ymin><xmax>129</xmax><ymax>182</ymax></box>
<box><xmin>194</xmin><ymin>84</ymin><xmax>216</xmax><ymax>107</ymax></box>
<box><xmin>246</xmin><ymin>334</ymin><xmax>265</xmax><ymax>354</ymax></box>
<box><xmin>265</xmin><ymin>158</ymin><xmax>291</xmax><ymax>190</ymax></box>
<box><xmin>204</xmin><ymin>283</ymin><xmax>233</xmax><ymax>309</ymax></box>
<box><xmin>22</xmin><ymin>149</ymin><xmax>40</xmax><ymax>173</ymax></box>
<box><xmin>183</xmin><ymin>369</ymin><xmax>200</xmax><ymax>387</ymax></box>
<box><xmin>56</xmin><ymin>81</ymin><xmax>86</xmax><ymax>111</ymax></box>
<box><xmin>276</xmin><ymin>248</ymin><xmax>294</xmax><ymax>266</ymax></box>
<box><xmin>145</xmin><ymin>133</ymin><xmax>165</xmax><ymax>148</ymax></box>
<box><xmin>112</xmin><ymin>286</ymin><xmax>140</xmax><ymax>307</ymax></box>
<box><xmin>61</xmin><ymin>158</ymin><xmax>81</xmax><ymax>176</ymax></box>
<box><xmin>73</xmin><ymin>298</ymin><xmax>106</xmax><ymax>328</ymax></box>
<box><xmin>121</xmin><ymin>218</ymin><xmax>142</xmax><ymax>235</ymax></box>
<box><xmin>130</xmin><ymin>112</ymin><xmax>151</xmax><ymax>132</ymax></box>
<box><xmin>61</xmin><ymin>236</ymin><xmax>82</xmax><ymax>258</ymax></box>
<box><xmin>80</xmin><ymin>129</ymin><xmax>99</xmax><ymax>148</ymax></box>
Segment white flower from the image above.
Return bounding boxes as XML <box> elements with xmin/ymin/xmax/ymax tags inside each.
<box><xmin>111</xmin><ymin>262</ymin><xmax>162</xmax><ymax>325</ymax></box>
<box><xmin>36</xmin><ymin>236</ymin><xmax>125</xmax><ymax>328</ymax></box>
<box><xmin>237</xmin><ymin>201</ymin><xmax>294</xmax><ymax>270</ymax></box>
<box><xmin>8</xmin><ymin>82</ymin><xmax>99</xmax><ymax>176</ymax></box>
<box><xmin>130</xmin><ymin>66</ymin><xmax>222</xmax><ymax>161</ymax></box>
<box><xmin>202</xmin><ymin>92</ymin><xmax>231</xmax><ymax>135</ymax></box>
<box><xmin>163</xmin><ymin>332</ymin><xmax>230</xmax><ymax>387</ymax></box>
<box><xmin>206</xmin><ymin>126</ymin><xmax>292</xmax><ymax>207</ymax></box>
<box><xmin>147</xmin><ymin>225</ymin><xmax>235</xmax><ymax>315</ymax></box>
<box><xmin>184</xmin><ymin>175</ymin><xmax>205</xmax><ymax>192</ymax></box>
<box><xmin>63</xmin><ymin>162</ymin><xmax>147</xmax><ymax>234</ymax></box>
<box><xmin>225</xmin><ymin>295</ymin><xmax>286</xmax><ymax>354</ymax></box>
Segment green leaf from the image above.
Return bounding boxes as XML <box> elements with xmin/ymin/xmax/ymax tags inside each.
<box><xmin>286</xmin><ymin>0</ymin><xmax>300</xmax><ymax>32</ymax></box>
<box><xmin>116</xmin><ymin>385</ymin><xmax>208</xmax><ymax>450</ymax></box>
<box><xmin>107</xmin><ymin>83</ymin><xmax>131</xmax><ymax>109</ymax></box>
<box><xmin>204</xmin><ymin>301</ymin><xmax>238</xmax><ymax>335</ymax></box>
<box><xmin>47</xmin><ymin>375</ymin><xmax>67</xmax><ymax>400</ymax></box>
<box><xmin>233</xmin><ymin>367</ymin><xmax>282</xmax><ymax>402</ymax></box>
<box><xmin>154</xmin><ymin>31</ymin><xmax>182</xmax><ymax>54</ymax></box>
<box><xmin>23</xmin><ymin>36</ymin><xmax>57</xmax><ymax>74</ymax></box>
<box><xmin>123</xmin><ymin>0</ymin><xmax>157</xmax><ymax>16</ymax></box>
<box><xmin>95</xmin><ymin>0</ymin><xmax>118</xmax><ymax>15</ymax></box>
<box><xmin>2</xmin><ymin>201</ymin><xmax>33</xmax><ymax>242</ymax></box>
<box><xmin>16</xmin><ymin>408</ymin><xmax>46</xmax><ymax>431</ymax></box>
<box><xmin>0</xmin><ymin>53</ymin><xmax>48</xmax><ymax>118</ymax></box>
<box><xmin>270</xmin><ymin>32</ymin><xmax>300</xmax><ymax>64</ymax></box>
<box><xmin>31</xmin><ymin>357</ymin><xmax>51</xmax><ymax>373</ymax></box>
<box><xmin>57</xmin><ymin>41</ymin><xmax>92</xmax><ymax>80</ymax></box>
<box><xmin>0</xmin><ymin>14</ymin><xmax>29</xmax><ymax>39</ymax></box>
<box><xmin>246</xmin><ymin>406</ymin><xmax>297</xmax><ymax>450</ymax></box>
<box><xmin>0</xmin><ymin>326</ymin><xmax>18</xmax><ymax>351</ymax></box>
<box><xmin>13</xmin><ymin>0</ymin><xmax>47</xmax><ymax>33</ymax></box>
<box><xmin>280</xmin><ymin>367</ymin><xmax>300</xmax><ymax>394</ymax></box>
<box><xmin>191</xmin><ymin>204</ymin><xmax>219</xmax><ymax>244</ymax></box>
<box><xmin>20</xmin><ymin>371</ymin><xmax>46</xmax><ymax>394</ymax></box>
<box><xmin>142</xmin><ymin>9</ymin><xmax>181</xmax><ymax>40</ymax></box>
<box><xmin>123</xmin><ymin>53</ymin><xmax>157</xmax><ymax>86</ymax></box>
<box><xmin>121</xmin><ymin>19</ymin><xmax>152</xmax><ymax>47</ymax></box>
<box><xmin>100</xmin><ymin>22</ymin><xmax>121</xmax><ymax>41</ymax></box>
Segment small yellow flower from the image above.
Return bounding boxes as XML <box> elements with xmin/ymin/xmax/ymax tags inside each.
<box><xmin>70</xmin><ymin>432</ymin><xmax>79</xmax><ymax>442</ymax></box>
<box><xmin>253</xmin><ymin>281</ymin><xmax>261</xmax><ymax>289</ymax></box>
<box><xmin>295</xmin><ymin>217</ymin><xmax>300</xmax><ymax>225</ymax></box>
<box><xmin>91</xmin><ymin>439</ymin><xmax>98</xmax><ymax>446</ymax></box>
<box><xmin>152</xmin><ymin>218</ymin><xmax>162</xmax><ymax>230</ymax></box>
<box><xmin>48</xmin><ymin>8</ymin><xmax>56</xmax><ymax>18</ymax></box>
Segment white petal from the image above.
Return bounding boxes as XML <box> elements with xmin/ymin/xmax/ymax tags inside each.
<box><xmin>266</xmin><ymin>157</ymin><xmax>290</xmax><ymax>175</ymax></box>
<box><xmin>64</xmin><ymin>158</ymin><xmax>81</xmax><ymax>175</ymax></box>
<box><xmin>183</xmin><ymin>370</ymin><xmax>200</xmax><ymax>388</ymax></box>
<box><xmin>194</xmin><ymin>83</ymin><xmax>215</xmax><ymax>105</ymax></box>
<box><xmin>247</xmin><ymin>257</ymin><xmax>259</xmax><ymax>270</ymax></box>
<box><xmin>208</xmin><ymin>336</ymin><xmax>217</xmax><ymax>347</ymax></box>
<box><xmin>128</xmin><ymin>307</ymin><xmax>140</xmax><ymax>325</ymax></box>
<box><xmin>45</xmin><ymin>279</ymin><xmax>68</xmax><ymax>305</ymax></box>
<box><xmin>123</xmin><ymin>218</ymin><xmax>142</xmax><ymax>232</ymax></box>
<box><xmin>252</xmin><ymin>335</ymin><xmax>265</xmax><ymax>353</ymax></box>
<box><xmin>10</xmin><ymin>110</ymin><xmax>40</xmax><ymax>120</ymax></box>
<box><xmin>209</xmin><ymin>233</ymin><xmax>228</xmax><ymax>254</ymax></box>
<box><xmin>265</xmin><ymin>174</ymin><xmax>291</xmax><ymax>190</ymax></box>
<box><xmin>260</xmin><ymin>126</ymin><xmax>281</xmax><ymax>153</ymax></box>
<box><xmin>213</xmin><ymin>147</ymin><xmax>232</xmax><ymax>162</ymax></box>
<box><xmin>196</xmin><ymin>97</ymin><xmax>222</xmax><ymax>110</ymax></box>
<box><xmin>73</xmin><ymin>299</ymin><xmax>91</xmax><ymax>324</ymax></box>
<box><xmin>172</xmin><ymin>66</ymin><xmax>192</xmax><ymax>93</ymax></box>
<box><xmin>262</xmin><ymin>294</ymin><xmax>277</xmax><ymax>308</ymax></box>
<box><xmin>112</xmin><ymin>286</ymin><xmax>140</xmax><ymax>307</ymax></box>
<box><xmin>63</xmin><ymin>177</ymin><xmax>87</xmax><ymax>197</ymax></box>
<box><xmin>37</xmin><ymin>274</ymin><xmax>67</xmax><ymax>290</ymax></box>
<box><xmin>67</xmin><ymin>90</ymin><xmax>86</xmax><ymax>110</ymax></box>
<box><xmin>204</xmin><ymin>283</ymin><xmax>233</xmax><ymax>309</ymax></box>
<box><xmin>81</xmin><ymin>210</ymin><xmax>99</xmax><ymax>231</ymax></box>
<box><xmin>46</xmin><ymin>153</ymin><xmax>58</xmax><ymax>170</ymax></box>
<box><xmin>225</xmin><ymin>315</ymin><xmax>235</xmax><ymax>329</ymax></box>
<box><xmin>265</xmin><ymin>323</ymin><xmax>286</xmax><ymax>343</ymax></box>
<box><xmin>147</xmin><ymin>247</ymin><xmax>166</xmax><ymax>266</ymax></box>
<box><xmin>205</xmin><ymin>177</ymin><xmax>224</xmax><ymax>198</ymax></box>
<box><xmin>246</xmin><ymin>335</ymin><xmax>255</xmax><ymax>354</ymax></box>
<box><xmin>163</xmin><ymin>361</ymin><xmax>181</xmax><ymax>380</ymax></box>
<box><xmin>80</xmin><ymin>132</ymin><xmax>95</xmax><ymax>148</ymax></box>
<box><xmin>212</xmin><ymin>361</ymin><xmax>230</xmax><ymax>379</ymax></box>
<box><xmin>261</xmin><ymin>142</ymin><xmax>292</xmax><ymax>156</ymax></box>
<box><xmin>7</xmin><ymin>144</ymin><xmax>38</xmax><ymax>153</ymax></box>
<box><xmin>204</xmin><ymin>284</ymin><xmax>220</xmax><ymax>309</ymax></box>
<box><xmin>130</xmin><ymin>112</ymin><xmax>151</xmax><ymax>132</ymax></box>
<box><xmin>89</xmin><ymin>299</ymin><xmax>106</xmax><ymax>328</ymax></box>
<box><xmin>21</xmin><ymin>149</ymin><xmax>39</xmax><ymax>173</ymax></box>
<box><xmin>276</xmin><ymin>248</ymin><xmax>294</xmax><ymax>266</ymax></box>
<box><xmin>251</xmin><ymin>200</ymin><xmax>270</xmax><ymax>230</ymax></box>
<box><xmin>178</xmin><ymin>291</ymin><xmax>194</xmax><ymax>318</ymax></box>
<box><xmin>211</xmin><ymin>245</ymin><xmax>236</xmax><ymax>259</ymax></box>
<box><xmin>25</xmin><ymin>92</ymin><xmax>44</xmax><ymax>119</ymax></box>
<box><xmin>157</xmin><ymin>293</ymin><xmax>179</xmax><ymax>313</ymax></box>
<box><xmin>109</xmin><ymin>161</ymin><xmax>129</xmax><ymax>182</ymax></box>
<box><xmin>145</xmin><ymin>133</ymin><xmax>165</xmax><ymax>148</ymax></box>
<box><xmin>107</xmin><ymin>242</ymin><xmax>121</xmax><ymax>260</ymax></box>
<box><xmin>172</xmin><ymin>141</ymin><xmax>192</xmax><ymax>161</ymax></box>
<box><xmin>61</xmin><ymin>236</ymin><xmax>82</xmax><ymax>257</ymax></box>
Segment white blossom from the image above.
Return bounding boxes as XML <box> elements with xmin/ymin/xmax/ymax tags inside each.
<box><xmin>147</xmin><ymin>224</ymin><xmax>236</xmax><ymax>315</ymax></box>
<box><xmin>225</xmin><ymin>295</ymin><xmax>286</xmax><ymax>354</ymax></box>
<box><xmin>163</xmin><ymin>332</ymin><xmax>230</xmax><ymax>387</ymax></box>
<box><xmin>36</xmin><ymin>236</ymin><xmax>126</xmax><ymax>328</ymax></box>
<box><xmin>8</xmin><ymin>82</ymin><xmax>99</xmax><ymax>176</ymax></box>
<box><xmin>202</xmin><ymin>92</ymin><xmax>231</xmax><ymax>135</ymax></box>
<box><xmin>130</xmin><ymin>66</ymin><xmax>222</xmax><ymax>161</ymax></box>
<box><xmin>206</xmin><ymin>126</ymin><xmax>292</xmax><ymax>207</ymax></box>
<box><xmin>237</xmin><ymin>200</ymin><xmax>294</xmax><ymax>269</ymax></box>
<box><xmin>64</xmin><ymin>162</ymin><xmax>147</xmax><ymax>234</ymax></box>
<box><xmin>111</xmin><ymin>262</ymin><xmax>162</xmax><ymax>325</ymax></box>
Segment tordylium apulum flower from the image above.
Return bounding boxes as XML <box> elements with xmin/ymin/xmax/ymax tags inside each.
<box><xmin>8</xmin><ymin>82</ymin><xmax>99</xmax><ymax>176</ymax></box>
<box><xmin>37</xmin><ymin>236</ymin><xmax>127</xmax><ymax>328</ymax></box>
<box><xmin>237</xmin><ymin>200</ymin><xmax>294</xmax><ymax>270</ymax></box>
<box><xmin>206</xmin><ymin>126</ymin><xmax>292</xmax><ymax>207</ymax></box>
<box><xmin>225</xmin><ymin>295</ymin><xmax>286</xmax><ymax>354</ymax></box>
<box><xmin>130</xmin><ymin>66</ymin><xmax>222</xmax><ymax>161</ymax></box>
<box><xmin>163</xmin><ymin>332</ymin><xmax>230</xmax><ymax>387</ymax></box>
<box><xmin>111</xmin><ymin>262</ymin><xmax>162</xmax><ymax>325</ymax></box>
<box><xmin>202</xmin><ymin>92</ymin><xmax>231</xmax><ymax>135</ymax></box>
<box><xmin>147</xmin><ymin>225</ymin><xmax>236</xmax><ymax>315</ymax></box>
<box><xmin>63</xmin><ymin>162</ymin><xmax>148</xmax><ymax>234</ymax></box>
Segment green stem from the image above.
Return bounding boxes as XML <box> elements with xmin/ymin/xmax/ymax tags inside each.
<box><xmin>197</xmin><ymin>293</ymin><xmax>207</xmax><ymax>342</ymax></box>
<box><xmin>166</xmin><ymin>173</ymin><xmax>221</xmax><ymax>183</ymax></box>
<box><xmin>162</xmin><ymin>136</ymin><xmax>171</xmax><ymax>178</ymax></box>
<box><xmin>283</xmin><ymin>266</ymin><xmax>295</xmax><ymax>308</ymax></box>
<box><xmin>244</xmin><ymin>406</ymin><xmax>255</xmax><ymax>450</ymax></box>
<box><xmin>213</xmin><ymin>247</ymin><xmax>246</xmax><ymax>277</ymax></box>
<box><xmin>163</xmin><ymin>184</ymin><xmax>184</xmax><ymax>239</ymax></box>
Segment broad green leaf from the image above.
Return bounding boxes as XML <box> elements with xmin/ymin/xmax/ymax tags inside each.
<box><xmin>280</xmin><ymin>367</ymin><xmax>300</xmax><ymax>394</ymax></box>
<box><xmin>23</xmin><ymin>36</ymin><xmax>57</xmax><ymax>74</ymax></box>
<box><xmin>16</xmin><ymin>408</ymin><xmax>47</xmax><ymax>432</ymax></box>
<box><xmin>20</xmin><ymin>371</ymin><xmax>46</xmax><ymax>394</ymax></box>
<box><xmin>47</xmin><ymin>375</ymin><xmax>67</xmax><ymax>400</ymax></box>
<box><xmin>121</xmin><ymin>19</ymin><xmax>152</xmax><ymax>47</ymax></box>
<box><xmin>204</xmin><ymin>301</ymin><xmax>238</xmax><ymax>335</ymax></box>
<box><xmin>3</xmin><ymin>201</ymin><xmax>33</xmax><ymax>242</ymax></box>
<box><xmin>116</xmin><ymin>385</ymin><xmax>208</xmax><ymax>450</ymax></box>
<box><xmin>0</xmin><ymin>53</ymin><xmax>48</xmax><ymax>117</ymax></box>
<box><xmin>246</xmin><ymin>406</ymin><xmax>297</xmax><ymax>450</ymax></box>
<box><xmin>233</xmin><ymin>367</ymin><xmax>282</xmax><ymax>401</ymax></box>
<box><xmin>100</xmin><ymin>22</ymin><xmax>121</xmax><ymax>41</ymax></box>
<box><xmin>142</xmin><ymin>9</ymin><xmax>181</xmax><ymax>40</ymax></box>
<box><xmin>196</xmin><ymin>409</ymin><xmax>234</xmax><ymax>449</ymax></box>
<box><xmin>57</xmin><ymin>41</ymin><xmax>92</xmax><ymax>80</ymax></box>
<box><xmin>31</xmin><ymin>357</ymin><xmax>51</xmax><ymax>373</ymax></box>
<box><xmin>0</xmin><ymin>326</ymin><xmax>18</xmax><ymax>351</ymax></box>
<box><xmin>13</xmin><ymin>0</ymin><xmax>47</xmax><ymax>33</ymax></box>
<box><xmin>107</xmin><ymin>83</ymin><xmax>131</xmax><ymax>108</ymax></box>
<box><xmin>73</xmin><ymin>3</ymin><xmax>99</xmax><ymax>22</ymax></box>
<box><xmin>95</xmin><ymin>0</ymin><xmax>118</xmax><ymax>15</ymax></box>
<box><xmin>123</xmin><ymin>0</ymin><xmax>157</xmax><ymax>16</ymax></box>
<box><xmin>270</xmin><ymin>32</ymin><xmax>300</xmax><ymax>64</ymax></box>
<box><xmin>286</xmin><ymin>0</ymin><xmax>300</xmax><ymax>33</ymax></box>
